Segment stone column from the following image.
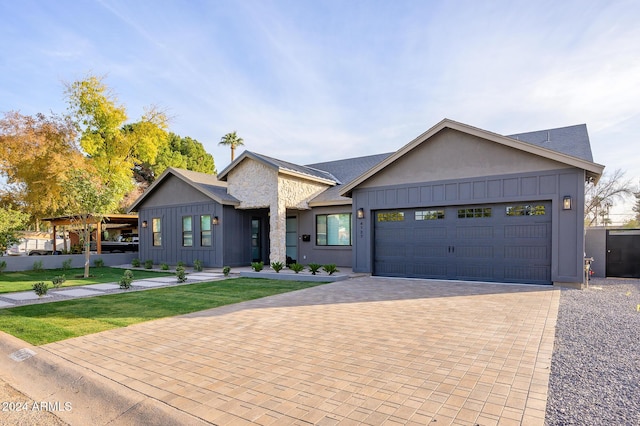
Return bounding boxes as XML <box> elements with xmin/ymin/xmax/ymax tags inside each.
<box><xmin>268</xmin><ymin>199</ymin><xmax>287</xmax><ymax>265</ymax></box>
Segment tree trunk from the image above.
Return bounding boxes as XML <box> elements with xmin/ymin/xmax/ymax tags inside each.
<box><xmin>83</xmin><ymin>221</ymin><xmax>90</xmax><ymax>278</ymax></box>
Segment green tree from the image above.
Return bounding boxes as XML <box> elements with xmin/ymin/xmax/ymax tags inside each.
<box><xmin>218</xmin><ymin>131</ymin><xmax>244</xmax><ymax>162</ymax></box>
<box><xmin>0</xmin><ymin>206</ymin><xmax>29</xmax><ymax>255</ymax></box>
<box><xmin>61</xmin><ymin>169</ymin><xmax>118</xmax><ymax>277</ymax></box>
<box><xmin>65</xmin><ymin>75</ymin><xmax>169</xmax><ymax>205</ymax></box>
<box><xmin>0</xmin><ymin>111</ymin><xmax>86</xmax><ymax>226</ymax></box>
<box><xmin>136</xmin><ymin>133</ymin><xmax>216</xmax><ymax>183</ymax></box>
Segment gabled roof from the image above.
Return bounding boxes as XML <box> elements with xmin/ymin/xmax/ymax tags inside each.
<box><xmin>508</xmin><ymin>124</ymin><xmax>594</xmax><ymax>162</ymax></box>
<box><xmin>340</xmin><ymin>118</ymin><xmax>605</xmax><ymax>197</ymax></box>
<box><xmin>218</xmin><ymin>151</ymin><xmax>339</xmax><ymax>186</ymax></box>
<box><xmin>306</xmin><ymin>153</ymin><xmax>393</xmax><ymax>206</ymax></box>
<box><xmin>127</xmin><ymin>167</ymin><xmax>239</xmax><ymax>213</ymax></box>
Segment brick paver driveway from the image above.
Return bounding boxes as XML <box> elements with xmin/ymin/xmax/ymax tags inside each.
<box><xmin>43</xmin><ymin>276</ymin><xmax>559</xmax><ymax>425</ymax></box>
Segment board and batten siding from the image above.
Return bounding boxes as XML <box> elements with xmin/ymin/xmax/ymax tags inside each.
<box><xmin>352</xmin><ymin>168</ymin><xmax>586</xmax><ymax>285</ymax></box>
<box><xmin>138</xmin><ymin>201</ymin><xmax>223</xmax><ymax>267</ymax></box>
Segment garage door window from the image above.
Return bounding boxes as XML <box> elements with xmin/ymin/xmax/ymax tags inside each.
<box><xmin>506</xmin><ymin>205</ymin><xmax>546</xmax><ymax>216</ymax></box>
<box><xmin>415</xmin><ymin>210</ymin><xmax>444</xmax><ymax>220</ymax></box>
<box><xmin>458</xmin><ymin>207</ymin><xmax>492</xmax><ymax>219</ymax></box>
<box><xmin>377</xmin><ymin>211</ymin><xmax>405</xmax><ymax>222</ymax></box>
<box><xmin>316</xmin><ymin>214</ymin><xmax>351</xmax><ymax>246</ymax></box>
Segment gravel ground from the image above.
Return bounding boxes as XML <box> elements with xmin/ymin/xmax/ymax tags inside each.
<box><xmin>546</xmin><ymin>277</ymin><xmax>640</xmax><ymax>425</ymax></box>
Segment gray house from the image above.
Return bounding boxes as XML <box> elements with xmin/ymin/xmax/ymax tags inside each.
<box><xmin>128</xmin><ymin>118</ymin><xmax>604</xmax><ymax>286</ymax></box>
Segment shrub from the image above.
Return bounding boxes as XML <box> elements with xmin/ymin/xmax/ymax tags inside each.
<box><xmin>251</xmin><ymin>261</ymin><xmax>264</xmax><ymax>272</ymax></box>
<box><xmin>119</xmin><ymin>270</ymin><xmax>134</xmax><ymax>289</ymax></box>
<box><xmin>307</xmin><ymin>263</ymin><xmax>322</xmax><ymax>275</ymax></box>
<box><xmin>61</xmin><ymin>258</ymin><xmax>72</xmax><ymax>270</ymax></box>
<box><xmin>51</xmin><ymin>275</ymin><xmax>66</xmax><ymax>288</ymax></box>
<box><xmin>32</xmin><ymin>281</ymin><xmax>49</xmax><ymax>297</ymax></box>
<box><xmin>289</xmin><ymin>263</ymin><xmax>305</xmax><ymax>274</ymax></box>
<box><xmin>0</xmin><ymin>260</ymin><xmax>6</xmax><ymax>274</ymax></box>
<box><xmin>144</xmin><ymin>259</ymin><xmax>153</xmax><ymax>269</ymax></box>
<box><xmin>270</xmin><ymin>261</ymin><xmax>284</xmax><ymax>273</ymax></box>
<box><xmin>32</xmin><ymin>260</ymin><xmax>44</xmax><ymax>272</ymax></box>
<box><xmin>222</xmin><ymin>266</ymin><xmax>231</xmax><ymax>277</ymax></box>
<box><xmin>93</xmin><ymin>258</ymin><xmax>105</xmax><ymax>268</ymax></box>
<box><xmin>131</xmin><ymin>258</ymin><xmax>141</xmax><ymax>267</ymax></box>
<box><xmin>322</xmin><ymin>264</ymin><xmax>339</xmax><ymax>275</ymax></box>
<box><xmin>177</xmin><ymin>261</ymin><xmax>185</xmax><ymax>268</ymax></box>
<box><xmin>193</xmin><ymin>259</ymin><xmax>203</xmax><ymax>272</ymax></box>
<box><xmin>160</xmin><ymin>263</ymin><xmax>170</xmax><ymax>271</ymax></box>
<box><xmin>176</xmin><ymin>265</ymin><xmax>187</xmax><ymax>283</ymax></box>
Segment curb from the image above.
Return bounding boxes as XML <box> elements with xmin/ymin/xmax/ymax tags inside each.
<box><xmin>240</xmin><ymin>271</ymin><xmax>349</xmax><ymax>282</ymax></box>
<box><xmin>0</xmin><ymin>332</ymin><xmax>210</xmax><ymax>425</ymax></box>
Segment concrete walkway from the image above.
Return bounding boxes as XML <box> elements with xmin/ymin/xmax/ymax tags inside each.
<box><xmin>0</xmin><ymin>270</ymin><xmax>230</xmax><ymax>309</ymax></box>
<box><xmin>1</xmin><ymin>276</ymin><xmax>560</xmax><ymax>425</ymax></box>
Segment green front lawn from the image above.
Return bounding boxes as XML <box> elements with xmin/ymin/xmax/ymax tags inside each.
<box><xmin>0</xmin><ymin>267</ymin><xmax>173</xmax><ymax>294</ymax></box>
<box><xmin>0</xmin><ymin>278</ymin><xmax>324</xmax><ymax>345</ymax></box>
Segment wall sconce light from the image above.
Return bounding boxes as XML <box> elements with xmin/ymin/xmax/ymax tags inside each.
<box><xmin>357</xmin><ymin>208</ymin><xmax>365</xmax><ymax>219</ymax></box>
<box><xmin>212</xmin><ymin>216</ymin><xmax>219</xmax><ymax>225</ymax></box>
<box><xmin>142</xmin><ymin>220</ymin><xmax>148</xmax><ymax>228</ymax></box>
<box><xmin>563</xmin><ymin>196</ymin><xmax>572</xmax><ymax>210</ymax></box>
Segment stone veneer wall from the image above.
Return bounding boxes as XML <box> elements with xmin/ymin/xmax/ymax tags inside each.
<box><xmin>226</xmin><ymin>160</ymin><xmax>278</xmax><ymax>209</ymax></box>
<box><xmin>272</xmin><ymin>174</ymin><xmax>329</xmax><ymax>262</ymax></box>
<box><xmin>226</xmin><ymin>159</ymin><xmax>329</xmax><ymax>263</ymax></box>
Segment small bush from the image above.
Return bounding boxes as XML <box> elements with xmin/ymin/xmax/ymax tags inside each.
<box><xmin>32</xmin><ymin>260</ymin><xmax>44</xmax><ymax>273</ymax></box>
<box><xmin>289</xmin><ymin>263</ymin><xmax>305</xmax><ymax>274</ymax></box>
<box><xmin>119</xmin><ymin>270</ymin><xmax>134</xmax><ymax>289</ymax></box>
<box><xmin>222</xmin><ymin>266</ymin><xmax>231</xmax><ymax>277</ymax></box>
<box><xmin>251</xmin><ymin>261</ymin><xmax>264</xmax><ymax>272</ymax></box>
<box><xmin>322</xmin><ymin>264</ymin><xmax>339</xmax><ymax>275</ymax></box>
<box><xmin>160</xmin><ymin>263</ymin><xmax>170</xmax><ymax>271</ymax></box>
<box><xmin>61</xmin><ymin>259</ymin><xmax>72</xmax><ymax>270</ymax></box>
<box><xmin>131</xmin><ymin>258</ymin><xmax>141</xmax><ymax>267</ymax></box>
<box><xmin>93</xmin><ymin>258</ymin><xmax>105</xmax><ymax>268</ymax></box>
<box><xmin>270</xmin><ymin>261</ymin><xmax>284</xmax><ymax>273</ymax></box>
<box><xmin>177</xmin><ymin>260</ymin><xmax>185</xmax><ymax>268</ymax></box>
<box><xmin>176</xmin><ymin>265</ymin><xmax>187</xmax><ymax>283</ymax></box>
<box><xmin>307</xmin><ymin>263</ymin><xmax>322</xmax><ymax>275</ymax></box>
<box><xmin>0</xmin><ymin>260</ymin><xmax>6</xmax><ymax>274</ymax></box>
<box><xmin>51</xmin><ymin>275</ymin><xmax>66</xmax><ymax>288</ymax></box>
<box><xmin>32</xmin><ymin>281</ymin><xmax>49</xmax><ymax>297</ymax></box>
<box><xmin>193</xmin><ymin>259</ymin><xmax>203</xmax><ymax>272</ymax></box>
<box><xmin>144</xmin><ymin>259</ymin><xmax>153</xmax><ymax>269</ymax></box>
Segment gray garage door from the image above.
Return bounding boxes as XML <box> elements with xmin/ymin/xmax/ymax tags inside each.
<box><xmin>374</xmin><ymin>202</ymin><xmax>552</xmax><ymax>284</ymax></box>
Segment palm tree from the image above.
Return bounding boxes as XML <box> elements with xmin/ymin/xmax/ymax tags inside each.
<box><xmin>218</xmin><ymin>131</ymin><xmax>244</xmax><ymax>162</ymax></box>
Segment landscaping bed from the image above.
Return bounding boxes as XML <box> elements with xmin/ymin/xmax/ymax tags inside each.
<box><xmin>546</xmin><ymin>277</ymin><xmax>640</xmax><ymax>425</ymax></box>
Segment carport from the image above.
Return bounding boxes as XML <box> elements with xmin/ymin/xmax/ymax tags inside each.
<box><xmin>42</xmin><ymin>214</ymin><xmax>138</xmax><ymax>254</ymax></box>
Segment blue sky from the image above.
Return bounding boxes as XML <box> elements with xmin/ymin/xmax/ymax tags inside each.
<box><xmin>1</xmin><ymin>0</ymin><xmax>639</xmax><ymax>220</ymax></box>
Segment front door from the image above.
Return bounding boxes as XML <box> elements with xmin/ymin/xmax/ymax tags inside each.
<box><xmin>286</xmin><ymin>216</ymin><xmax>298</xmax><ymax>264</ymax></box>
<box><xmin>251</xmin><ymin>218</ymin><xmax>262</xmax><ymax>262</ymax></box>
